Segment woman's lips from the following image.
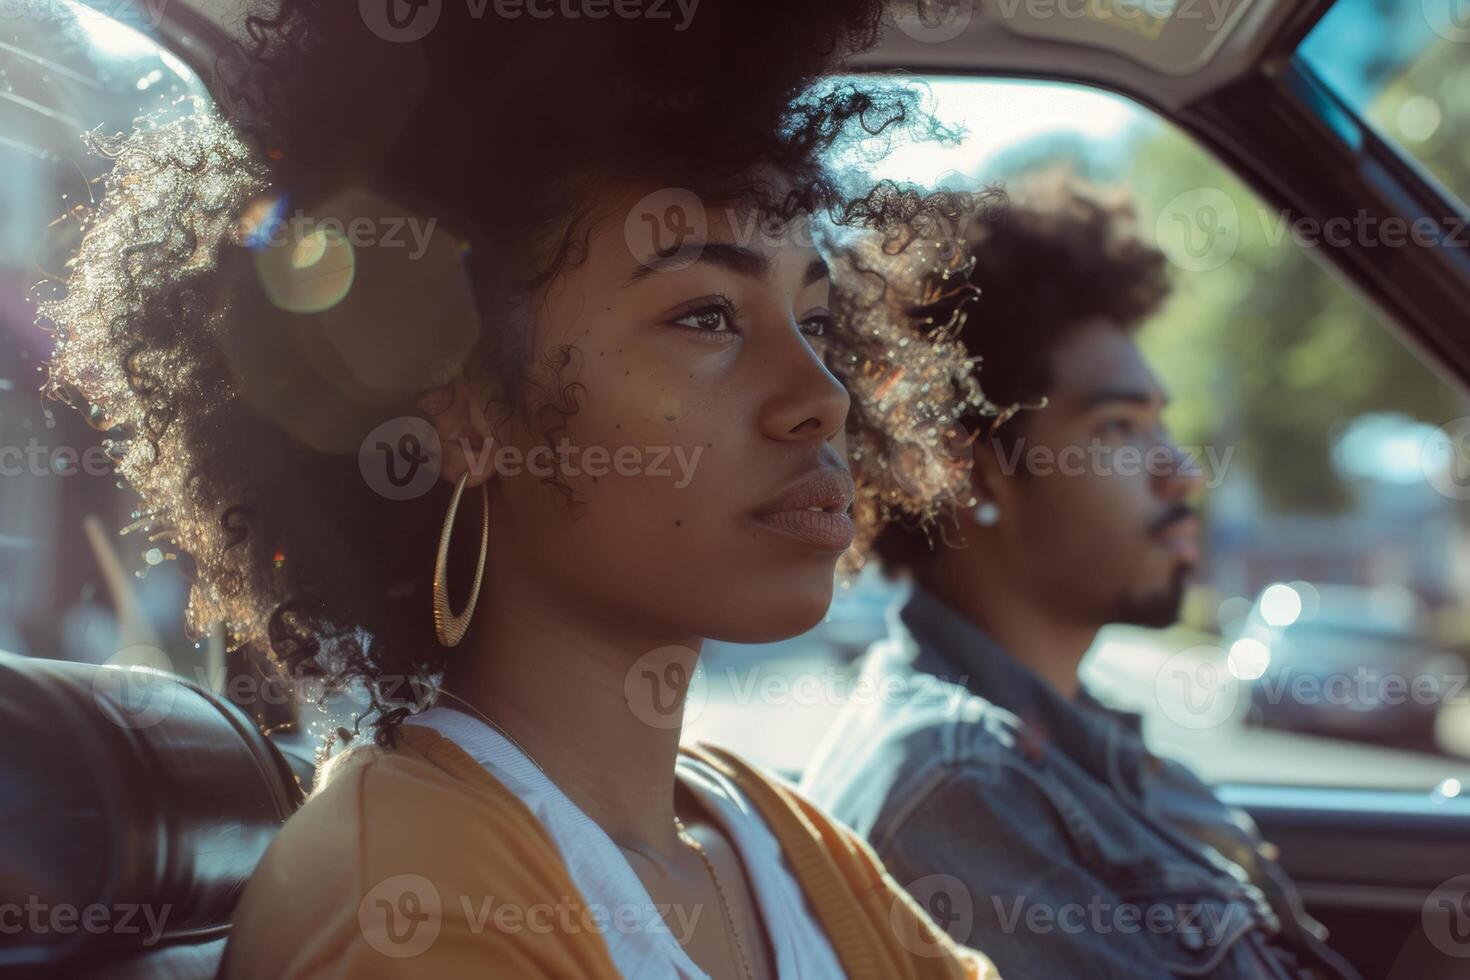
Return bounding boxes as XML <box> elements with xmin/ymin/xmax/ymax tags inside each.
<box><xmin>751</xmin><ymin>466</ymin><xmax>856</xmax><ymax>553</ymax></box>
<box><xmin>751</xmin><ymin>508</ymin><xmax>856</xmax><ymax>552</ymax></box>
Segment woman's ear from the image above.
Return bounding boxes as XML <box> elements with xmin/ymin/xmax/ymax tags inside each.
<box><xmin>419</xmin><ymin>367</ymin><xmax>502</xmax><ymax>489</ymax></box>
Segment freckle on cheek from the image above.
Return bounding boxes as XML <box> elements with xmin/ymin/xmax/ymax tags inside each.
<box><xmin>657</xmin><ymin>393</ymin><xmax>681</xmax><ymax>423</ymax></box>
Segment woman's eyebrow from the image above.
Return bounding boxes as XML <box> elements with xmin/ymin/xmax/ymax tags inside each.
<box><xmin>803</xmin><ymin>257</ymin><xmax>830</xmax><ymax>287</ymax></box>
<box><xmin>625</xmin><ymin>243</ymin><xmax>770</xmax><ymax>284</ymax></box>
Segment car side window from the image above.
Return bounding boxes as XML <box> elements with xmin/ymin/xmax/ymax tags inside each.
<box><xmin>1</xmin><ymin>3</ymin><xmax>214</xmax><ymax>672</ymax></box>
<box><xmin>696</xmin><ymin>74</ymin><xmax>1470</xmax><ymax>793</ymax></box>
<box><xmin>883</xmin><ymin>76</ymin><xmax>1470</xmax><ymax>791</ymax></box>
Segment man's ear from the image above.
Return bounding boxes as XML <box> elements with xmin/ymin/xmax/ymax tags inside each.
<box><xmin>419</xmin><ymin>367</ymin><xmax>502</xmax><ymax>489</ymax></box>
<box><xmin>968</xmin><ymin>432</ymin><xmax>1010</xmax><ymax>513</ymax></box>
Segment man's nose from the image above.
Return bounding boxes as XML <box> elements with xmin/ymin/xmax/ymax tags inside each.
<box><xmin>1156</xmin><ymin>439</ymin><xmax>1207</xmax><ymax>498</ymax></box>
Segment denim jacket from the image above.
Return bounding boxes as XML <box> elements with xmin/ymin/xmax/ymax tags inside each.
<box><xmin>800</xmin><ymin>584</ymin><xmax>1360</xmax><ymax>980</ymax></box>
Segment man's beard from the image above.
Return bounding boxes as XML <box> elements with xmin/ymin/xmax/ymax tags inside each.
<box><xmin>1115</xmin><ymin>564</ymin><xmax>1190</xmax><ymax>629</ymax></box>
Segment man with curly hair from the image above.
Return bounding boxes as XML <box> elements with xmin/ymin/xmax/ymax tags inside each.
<box><xmin>802</xmin><ymin>175</ymin><xmax>1360</xmax><ymax>980</ymax></box>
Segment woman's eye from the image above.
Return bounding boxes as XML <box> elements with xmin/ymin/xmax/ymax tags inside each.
<box><xmin>800</xmin><ymin>312</ymin><xmax>834</xmax><ymax>338</ymax></box>
<box><xmin>1098</xmin><ymin>417</ymin><xmax>1136</xmax><ymax>438</ymax></box>
<box><xmin>671</xmin><ymin>305</ymin><xmax>735</xmax><ymax>334</ymax></box>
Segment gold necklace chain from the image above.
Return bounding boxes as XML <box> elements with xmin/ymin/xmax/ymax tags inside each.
<box><xmin>675</xmin><ymin>815</ymin><xmax>759</xmax><ymax>980</ymax></box>
<box><xmin>430</xmin><ymin>691</ymin><xmax>759</xmax><ymax>980</ymax></box>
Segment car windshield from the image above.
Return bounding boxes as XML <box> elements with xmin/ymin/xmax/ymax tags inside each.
<box><xmin>1301</xmin><ymin>0</ymin><xmax>1470</xmax><ymax>212</ymax></box>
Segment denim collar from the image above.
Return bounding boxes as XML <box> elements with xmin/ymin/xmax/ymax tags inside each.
<box><xmin>889</xmin><ymin>581</ymin><xmax>1147</xmax><ymax>791</ymax></box>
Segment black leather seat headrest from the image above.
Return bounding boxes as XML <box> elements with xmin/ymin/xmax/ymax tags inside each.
<box><xmin>0</xmin><ymin>652</ymin><xmax>305</xmax><ymax>975</ymax></box>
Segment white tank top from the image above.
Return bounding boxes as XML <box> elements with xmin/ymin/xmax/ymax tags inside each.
<box><xmin>403</xmin><ymin>705</ymin><xmax>847</xmax><ymax>979</ymax></box>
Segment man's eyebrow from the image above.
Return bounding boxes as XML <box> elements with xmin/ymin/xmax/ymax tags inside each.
<box><xmin>625</xmin><ymin>243</ymin><xmax>771</xmax><ymax>284</ymax></box>
<box><xmin>1079</xmin><ymin>386</ymin><xmax>1167</xmax><ymax>411</ymax></box>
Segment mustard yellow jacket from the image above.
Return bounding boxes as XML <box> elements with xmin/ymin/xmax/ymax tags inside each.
<box><xmin>220</xmin><ymin>724</ymin><xmax>999</xmax><ymax>979</ymax></box>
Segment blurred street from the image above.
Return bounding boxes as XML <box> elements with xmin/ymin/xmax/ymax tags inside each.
<box><xmin>689</xmin><ymin>626</ymin><xmax>1470</xmax><ymax>793</ymax></box>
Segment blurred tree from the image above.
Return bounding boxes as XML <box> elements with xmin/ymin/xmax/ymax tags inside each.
<box><xmin>1143</xmin><ymin>146</ymin><xmax>1457</xmax><ymax>511</ymax></box>
<box><xmin>1125</xmin><ymin>45</ymin><xmax>1470</xmax><ymax>516</ymax></box>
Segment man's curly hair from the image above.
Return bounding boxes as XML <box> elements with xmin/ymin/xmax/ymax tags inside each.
<box><xmin>873</xmin><ymin>171</ymin><xmax>1174</xmax><ymax>573</ymax></box>
<box><xmin>39</xmin><ymin>0</ymin><xmax>980</xmax><ymax>746</ymax></box>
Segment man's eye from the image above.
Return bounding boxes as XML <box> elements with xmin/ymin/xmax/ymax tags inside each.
<box><xmin>671</xmin><ymin>305</ymin><xmax>734</xmax><ymax>334</ymax></box>
<box><xmin>1099</xmin><ymin>418</ymin><xmax>1136</xmax><ymax>437</ymax></box>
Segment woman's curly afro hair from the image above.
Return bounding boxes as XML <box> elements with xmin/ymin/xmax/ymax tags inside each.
<box><xmin>40</xmin><ymin>0</ymin><xmax>981</xmax><ymax>747</ymax></box>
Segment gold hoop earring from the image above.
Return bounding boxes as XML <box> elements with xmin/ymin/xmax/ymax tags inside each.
<box><xmin>433</xmin><ymin>473</ymin><xmax>489</xmax><ymax>648</ymax></box>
